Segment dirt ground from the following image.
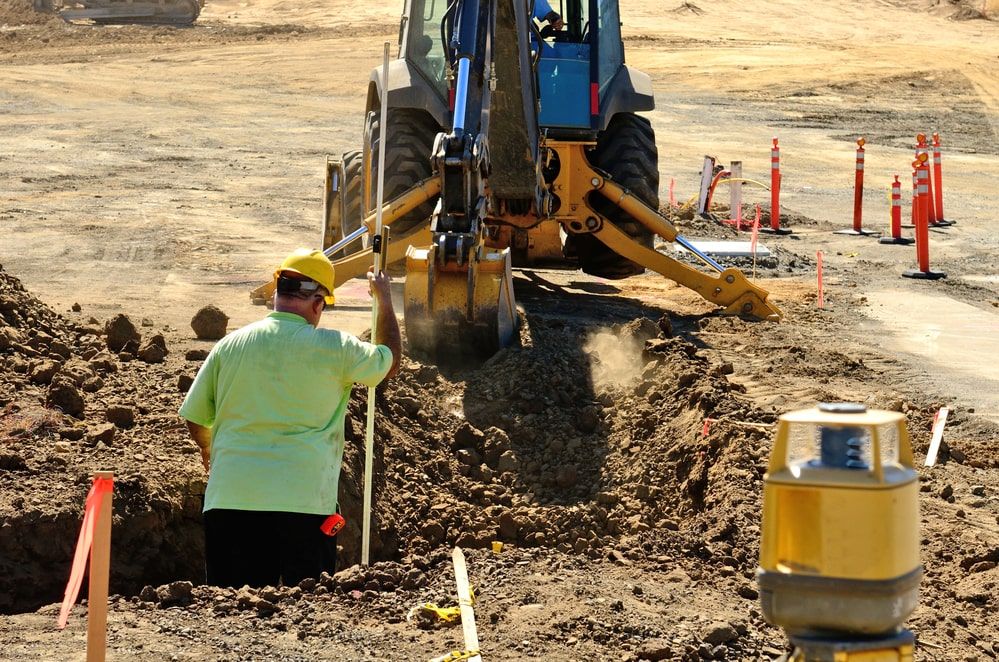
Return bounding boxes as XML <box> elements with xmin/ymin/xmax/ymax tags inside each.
<box><xmin>0</xmin><ymin>0</ymin><xmax>998</xmax><ymax>659</ymax></box>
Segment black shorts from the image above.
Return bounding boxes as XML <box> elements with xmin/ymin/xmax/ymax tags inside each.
<box><xmin>203</xmin><ymin>509</ymin><xmax>337</xmax><ymax>588</ymax></box>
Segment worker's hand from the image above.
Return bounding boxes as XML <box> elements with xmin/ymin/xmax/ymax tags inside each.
<box><xmin>199</xmin><ymin>445</ymin><xmax>211</xmax><ymax>474</ymax></box>
<box><xmin>367</xmin><ymin>267</ymin><xmax>392</xmax><ymax>305</ymax></box>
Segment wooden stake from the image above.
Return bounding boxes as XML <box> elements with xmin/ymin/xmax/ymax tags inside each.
<box><xmin>87</xmin><ymin>471</ymin><xmax>113</xmax><ymax>662</ymax></box>
<box><xmin>452</xmin><ymin>548</ymin><xmax>481</xmax><ymax>662</ymax></box>
<box><xmin>924</xmin><ymin>407</ymin><xmax>949</xmax><ymax>467</ymax></box>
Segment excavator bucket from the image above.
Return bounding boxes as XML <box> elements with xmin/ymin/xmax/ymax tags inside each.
<box><xmin>403</xmin><ymin>245</ymin><xmax>518</xmax><ymax>357</ymax></box>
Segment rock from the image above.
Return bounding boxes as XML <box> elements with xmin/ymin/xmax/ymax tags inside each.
<box><xmin>185</xmin><ymin>348</ymin><xmax>209</xmax><ymax>361</ymax></box>
<box><xmin>0</xmin><ymin>326</ymin><xmax>23</xmax><ymax>351</ymax></box>
<box><xmin>86</xmin><ymin>423</ymin><xmax>116</xmax><ymax>445</ymax></box>
<box><xmin>191</xmin><ymin>305</ymin><xmax>229</xmax><ymax>340</ymax></box>
<box><xmin>53</xmin><ymin>441</ymin><xmax>72</xmax><ymax>453</ymax></box>
<box><xmin>105</xmin><ymin>314</ymin><xmax>140</xmax><ymax>352</ymax></box>
<box><xmin>737</xmin><ymin>584</ymin><xmax>759</xmax><ymax>600</ymax></box>
<box><xmin>49</xmin><ymin>340</ymin><xmax>72</xmax><ymax>359</ymax></box>
<box><xmin>396</xmin><ymin>396</ymin><xmax>421</xmax><ymax>418</ymax></box>
<box><xmin>677</xmin><ymin>372</ymin><xmax>698</xmax><ymax>389</ymax></box>
<box><xmin>454</xmin><ymin>422</ymin><xmax>484</xmax><ymax>449</ymax></box>
<box><xmin>456</xmin><ymin>448</ymin><xmax>481</xmax><ymax>466</ymax></box>
<box><xmin>177</xmin><ymin>374</ymin><xmax>194</xmax><ymax>393</ymax></box>
<box><xmin>421</xmin><ymin>521</ymin><xmax>446</xmax><ymax>546</ymax></box>
<box><xmin>58</xmin><ymin>360</ymin><xmax>96</xmax><ymax>387</ymax></box>
<box><xmin>576</xmin><ymin>406</ymin><xmax>600</xmax><ymax>433</ymax></box>
<box><xmin>556</xmin><ymin>464</ymin><xmax>578</xmax><ymax>489</ymax></box>
<box><xmin>46</xmin><ymin>379</ymin><xmax>84</xmax><ymax>418</ymax></box>
<box><xmin>105</xmin><ymin>405</ymin><xmax>136</xmax><ymax>429</ymax></box>
<box><xmin>118</xmin><ymin>352</ymin><xmax>134</xmax><ymax>363</ymax></box>
<box><xmin>497</xmin><ymin>450</ymin><xmax>519</xmax><ymax>473</ymax></box>
<box><xmin>298</xmin><ymin>577</ymin><xmax>317</xmax><ymax>592</ymax></box>
<box><xmin>969</xmin><ymin>561</ymin><xmax>996</xmax><ymax>573</ymax></box>
<box><xmin>141</xmin><ymin>318</ymin><xmax>154</xmax><ymax>327</ymax></box>
<box><xmin>637</xmin><ymin>638</ymin><xmax>673</xmax><ymax>660</ymax></box>
<box><xmin>703</xmin><ymin>622</ymin><xmax>739</xmax><ymax>645</ymax></box>
<box><xmin>656</xmin><ymin>314</ymin><xmax>673</xmax><ymax>338</ymax></box>
<box><xmin>971</xmin><ymin>485</ymin><xmax>986</xmax><ymax>497</ymax></box>
<box><xmin>0</xmin><ymin>452</ymin><xmax>27</xmax><ymax>471</ymax></box>
<box><xmin>137</xmin><ymin>335</ymin><xmax>167</xmax><ymax>364</ymax></box>
<box><xmin>156</xmin><ymin>581</ymin><xmax>193</xmax><ymax>607</ymax></box>
<box><xmin>88</xmin><ymin>352</ymin><xmax>118</xmax><ymax>373</ymax></box>
<box><xmin>58</xmin><ymin>426</ymin><xmax>84</xmax><ymax>441</ymax></box>
<box><xmin>255</xmin><ymin>598</ymin><xmax>278</xmax><ymax>615</ymax></box>
<box><xmin>139</xmin><ymin>585</ymin><xmax>157</xmax><ymax>603</ymax></box>
<box><xmin>940</xmin><ymin>484</ymin><xmax>954</xmax><ymax>499</ymax></box>
<box><xmin>665</xmin><ymin>568</ymin><xmax>691</xmax><ymax>583</ymax></box>
<box><xmin>333</xmin><ymin>565</ymin><xmax>367</xmax><ymax>591</ymax></box>
<box><xmin>498</xmin><ymin>510</ymin><xmax>519</xmax><ymax>540</ymax></box>
<box><xmin>71</xmin><ymin>302</ymin><xmax>82</xmax><ymax>312</ymax></box>
<box><xmin>81</xmin><ymin>376</ymin><xmax>104</xmax><ymax>393</ymax></box>
<box><xmin>30</xmin><ymin>360</ymin><xmax>61</xmax><ymax>385</ymax></box>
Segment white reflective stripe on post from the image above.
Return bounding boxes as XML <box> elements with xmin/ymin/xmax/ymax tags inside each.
<box><xmin>856</xmin><ymin>164</ymin><xmax>864</xmax><ymax>170</ymax></box>
<box><xmin>892</xmin><ymin>200</ymin><xmax>901</xmax><ymax>206</ymax></box>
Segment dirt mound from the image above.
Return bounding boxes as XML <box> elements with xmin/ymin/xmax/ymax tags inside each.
<box><xmin>0</xmin><ymin>264</ymin><xmax>203</xmax><ymax>613</ymax></box>
<box><xmin>330</xmin><ymin>311</ymin><xmax>771</xmax><ymax>586</ymax></box>
<box><xmin>0</xmin><ymin>0</ymin><xmax>58</xmax><ymax>25</ymax></box>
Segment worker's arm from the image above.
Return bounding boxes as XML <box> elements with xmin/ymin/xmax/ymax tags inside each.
<box><xmin>185</xmin><ymin>420</ymin><xmax>212</xmax><ymax>473</ymax></box>
<box><xmin>369</xmin><ymin>268</ymin><xmax>402</xmax><ymax>379</ymax></box>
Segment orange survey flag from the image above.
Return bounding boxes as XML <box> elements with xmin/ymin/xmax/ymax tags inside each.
<box><xmin>57</xmin><ymin>476</ymin><xmax>114</xmax><ymax>630</ymax></box>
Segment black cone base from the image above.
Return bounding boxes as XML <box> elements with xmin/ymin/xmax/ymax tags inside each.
<box><xmin>834</xmin><ymin>228</ymin><xmax>880</xmax><ymax>236</ymax></box>
<box><xmin>879</xmin><ymin>236</ymin><xmax>915</xmax><ymax>245</ymax></box>
<box><xmin>902</xmin><ymin>269</ymin><xmax>946</xmax><ymax>280</ymax></box>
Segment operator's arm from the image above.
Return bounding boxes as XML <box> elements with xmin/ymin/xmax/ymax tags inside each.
<box><xmin>186</xmin><ymin>421</ymin><xmax>212</xmax><ymax>472</ymax></box>
<box><xmin>368</xmin><ymin>268</ymin><xmax>402</xmax><ymax>379</ymax></box>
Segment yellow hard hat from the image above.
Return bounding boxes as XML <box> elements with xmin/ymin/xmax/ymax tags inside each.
<box><xmin>275</xmin><ymin>248</ymin><xmax>336</xmax><ymax>306</ymax></box>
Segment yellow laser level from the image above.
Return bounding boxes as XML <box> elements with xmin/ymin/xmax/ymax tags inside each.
<box><xmin>757</xmin><ymin>403</ymin><xmax>921</xmax><ymax>661</ymax></box>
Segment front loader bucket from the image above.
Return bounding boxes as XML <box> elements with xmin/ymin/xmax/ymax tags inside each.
<box><xmin>403</xmin><ymin>246</ymin><xmax>518</xmax><ymax>358</ymax></box>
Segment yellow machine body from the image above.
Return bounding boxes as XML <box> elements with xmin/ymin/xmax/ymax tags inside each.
<box><xmin>758</xmin><ymin>405</ymin><xmax>921</xmax><ymax>646</ymax></box>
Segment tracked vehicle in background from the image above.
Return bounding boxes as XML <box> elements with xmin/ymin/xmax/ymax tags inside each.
<box><xmin>34</xmin><ymin>0</ymin><xmax>202</xmax><ymax>25</ymax></box>
<box><xmin>256</xmin><ymin>0</ymin><xmax>781</xmax><ymax>355</ymax></box>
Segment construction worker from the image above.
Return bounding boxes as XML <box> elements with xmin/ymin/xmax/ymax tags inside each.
<box><xmin>179</xmin><ymin>248</ymin><xmax>401</xmax><ymax>588</ymax></box>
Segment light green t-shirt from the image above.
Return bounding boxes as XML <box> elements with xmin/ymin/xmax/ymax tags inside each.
<box><xmin>179</xmin><ymin>311</ymin><xmax>392</xmax><ymax>515</ymax></box>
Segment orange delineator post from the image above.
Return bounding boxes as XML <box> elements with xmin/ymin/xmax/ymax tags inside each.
<box><xmin>903</xmin><ymin>156</ymin><xmax>946</xmax><ymax>280</ymax></box>
<box><xmin>770</xmin><ymin>138</ymin><xmax>780</xmax><ymax>230</ymax></box>
<box><xmin>771</xmin><ymin>138</ymin><xmax>780</xmax><ymax>229</ymax></box>
<box><xmin>853</xmin><ymin>140</ymin><xmax>865</xmax><ymax>230</ymax></box>
<box><xmin>931</xmin><ymin>133</ymin><xmax>953</xmax><ymax>226</ymax></box>
<box><xmin>916</xmin><ymin>134</ymin><xmax>939</xmax><ymax>225</ymax></box>
<box><xmin>836</xmin><ymin>138</ymin><xmax>877</xmax><ymax>235</ymax></box>
<box><xmin>880</xmin><ymin>175</ymin><xmax>914</xmax><ymax>245</ymax></box>
<box><xmin>909</xmin><ymin>169</ymin><xmax>918</xmax><ymax>228</ymax></box>
<box><xmin>761</xmin><ymin>137</ymin><xmax>791</xmax><ymax>234</ymax></box>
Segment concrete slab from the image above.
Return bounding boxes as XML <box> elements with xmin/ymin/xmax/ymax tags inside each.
<box><xmin>673</xmin><ymin>240</ymin><xmax>771</xmax><ymax>257</ymax></box>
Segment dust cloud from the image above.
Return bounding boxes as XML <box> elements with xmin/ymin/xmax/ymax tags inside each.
<box><xmin>582</xmin><ymin>328</ymin><xmax>646</xmax><ymax>391</ymax></box>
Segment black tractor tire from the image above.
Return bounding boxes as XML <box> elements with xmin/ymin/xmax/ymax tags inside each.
<box><xmin>363</xmin><ymin>108</ymin><xmax>439</xmax><ymax>238</ymax></box>
<box><xmin>575</xmin><ymin>113</ymin><xmax>659</xmax><ymax>279</ymax></box>
<box><xmin>327</xmin><ymin>149</ymin><xmax>364</xmax><ymax>259</ymax></box>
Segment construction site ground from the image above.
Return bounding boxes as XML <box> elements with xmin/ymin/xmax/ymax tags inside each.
<box><xmin>1</xmin><ymin>0</ymin><xmax>998</xmax><ymax>659</ymax></box>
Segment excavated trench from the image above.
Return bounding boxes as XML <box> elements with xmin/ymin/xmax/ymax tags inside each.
<box><xmin>0</xmin><ymin>263</ymin><xmax>775</xmax><ymax>615</ymax></box>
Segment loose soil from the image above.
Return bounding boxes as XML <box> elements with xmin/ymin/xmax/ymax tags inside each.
<box><xmin>0</xmin><ymin>0</ymin><xmax>997</xmax><ymax>660</ymax></box>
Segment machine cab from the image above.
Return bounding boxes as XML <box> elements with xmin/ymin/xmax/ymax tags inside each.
<box><xmin>535</xmin><ymin>0</ymin><xmax>624</xmax><ymax>131</ymax></box>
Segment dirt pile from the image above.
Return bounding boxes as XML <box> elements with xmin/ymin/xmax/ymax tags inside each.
<box><xmin>0</xmin><ymin>0</ymin><xmax>59</xmax><ymax>25</ymax></box>
<box><xmin>0</xmin><ymin>264</ymin><xmax>203</xmax><ymax>613</ymax></box>
<box><xmin>334</xmin><ymin>311</ymin><xmax>772</xmax><ymax>599</ymax></box>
